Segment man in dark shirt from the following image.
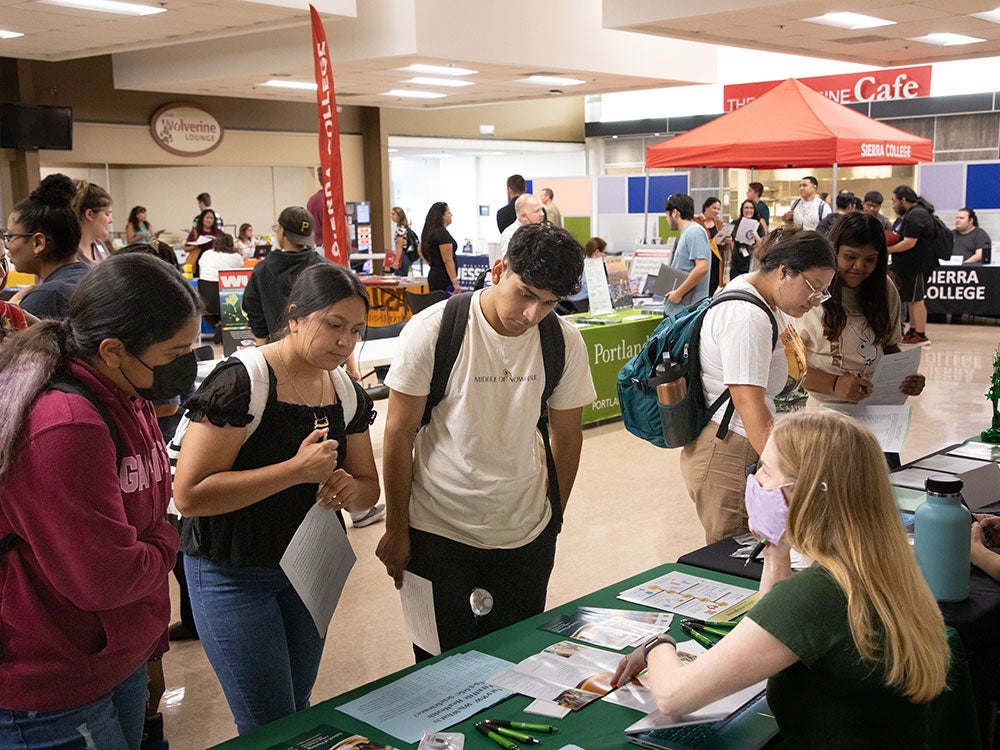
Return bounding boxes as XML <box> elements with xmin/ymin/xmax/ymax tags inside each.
<box><xmin>953</xmin><ymin>207</ymin><xmax>991</xmax><ymax>264</ymax></box>
<box><xmin>889</xmin><ymin>185</ymin><xmax>938</xmax><ymax>346</ymax></box>
<box><xmin>495</xmin><ymin>174</ymin><xmax>526</xmax><ymax>233</ymax></box>
<box><xmin>747</xmin><ymin>181</ymin><xmax>770</xmax><ymax>229</ymax></box>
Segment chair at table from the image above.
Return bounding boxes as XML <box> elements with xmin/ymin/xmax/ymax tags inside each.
<box><xmin>404</xmin><ymin>289</ymin><xmax>446</xmax><ymax>316</ymax></box>
<box><xmin>359</xmin><ymin>320</ymin><xmax>406</xmax><ymax>400</ymax></box>
<box><xmin>197</xmin><ymin>279</ymin><xmax>222</xmax><ymax>343</ymax></box>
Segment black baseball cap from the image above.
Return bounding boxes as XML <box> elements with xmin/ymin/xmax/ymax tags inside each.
<box><xmin>278</xmin><ymin>206</ymin><xmax>315</xmax><ymax>245</ymax></box>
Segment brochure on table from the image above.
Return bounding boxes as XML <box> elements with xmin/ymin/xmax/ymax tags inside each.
<box><xmin>538</xmin><ymin>607</ymin><xmax>674</xmax><ymax>651</ymax></box>
<box><xmin>616</xmin><ymin>571</ymin><xmax>756</xmax><ymax>621</ymax></box>
<box><xmin>585</xmin><ymin>257</ymin><xmax>612</xmax><ymax>315</ymax></box>
<box><xmin>628</xmin><ymin>249</ymin><xmax>673</xmax><ymax>294</ymax></box>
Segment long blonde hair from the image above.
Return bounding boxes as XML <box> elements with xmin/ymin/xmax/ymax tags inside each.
<box><xmin>773</xmin><ymin>410</ymin><xmax>949</xmax><ymax>703</ymax></box>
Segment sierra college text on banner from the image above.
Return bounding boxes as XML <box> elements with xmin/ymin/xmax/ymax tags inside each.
<box><xmin>724</xmin><ymin>66</ymin><xmax>931</xmax><ymax>112</ymax></box>
<box><xmin>924</xmin><ymin>266</ymin><xmax>1000</xmax><ymax>317</ymax></box>
<box><xmin>310</xmin><ymin>4</ymin><xmax>349</xmax><ymax>266</ymax></box>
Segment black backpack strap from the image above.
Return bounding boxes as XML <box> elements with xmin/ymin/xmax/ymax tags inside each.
<box><xmin>47</xmin><ymin>378</ymin><xmax>124</xmax><ymax>464</ymax></box>
<box><xmin>690</xmin><ymin>291</ymin><xmax>779</xmax><ymax>441</ymax></box>
<box><xmin>422</xmin><ymin>292</ymin><xmax>474</xmax><ymax>426</ymax></box>
<box><xmin>536</xmin><ymin>312</ymin><xmax>566</xmax><ymax>529</ymax></box>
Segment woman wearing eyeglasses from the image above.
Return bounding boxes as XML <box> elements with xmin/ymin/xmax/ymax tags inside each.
<box><xmin>680</xmin><ymin>229</ymin><xmax>836</xmax><ymax>544</ymax></box>
<box><xmin>615</xmin><ymin>410</ymin><xmax>950</xmax><ymax>748</ymax></box>
<box><xmin>4</xmin><ymin>174</ymin><xmax>89</xmax><ymax>320</ymax></box>
<box><xmin>797</xmin><ymin>212</ymin><xmax>925</xmax><ymax>468</ymax></box>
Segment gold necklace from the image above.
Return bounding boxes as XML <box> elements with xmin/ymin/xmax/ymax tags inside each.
<box><xmin>276</xmin><ymin>342</ymin><xmax>330</xmax><ymax>431</ymax></box>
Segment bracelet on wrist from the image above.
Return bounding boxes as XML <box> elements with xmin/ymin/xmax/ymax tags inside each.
<box><xmin>147</xmin><ymin>654</ymin><xmax>163</xmax><ymax>663</ymax></box>
<box><xmin>641</xmin><ymin>633</ymin><xmax>677</xmax><ymax>664</ymax></box>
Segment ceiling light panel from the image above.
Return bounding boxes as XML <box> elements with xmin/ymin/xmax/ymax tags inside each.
<box><xmin>406</xmin><ymin>76</ymin><xmax>473</xmax><ymax>87</ymax></box>
<box><xmin>970</xmin><ymin>9</ymin><xmax>1000</xmax><ymax>24</ymax></box>
<box><xmin>259</xmin><ymin>79</ymin><xmax>318</xmax><ymax>90</ymax></box>
<box><xmin>37</xmin><ymin>0</ymin><xmax>166</xmax><ymax>16</ymax></box>
<box><xmin>401</xmin><ymin>64</ymin><xmax>477</xmax><ymax>76</ymax></box>
<box><xmin>383</xmin><ymin>89</ymin><xmax>447</xmax><ymax>99</ymax></box>
<box><xmin>524</xmin><ymin>74</ymin><xmax>585</xmax><ymax>86</ymax></box>
<box><xmin>802</xmin><ymin>12</ymin><xmax>895</xmax><ymax>30</ymax></box>
<box><xmin>0</xmin><ymin>29</ymin><xmax>25</xmax><ymax>39</ymax></box>
<box><xmin>907</xmin><ymin>32</ymin><xmax>985</xmax><ymax>46</ymax></box>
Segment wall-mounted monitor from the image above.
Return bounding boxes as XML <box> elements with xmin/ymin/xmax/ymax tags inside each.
<box><xmin>0</xmin><ymin>103</ymin><xmax>73</xmax><ymax>150</ymax></box>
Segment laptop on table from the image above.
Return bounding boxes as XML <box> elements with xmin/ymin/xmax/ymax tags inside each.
<box><xmin>626</xmin><ymin>691</ymin><xmax>778</xmax><ymax>750</ymax></box>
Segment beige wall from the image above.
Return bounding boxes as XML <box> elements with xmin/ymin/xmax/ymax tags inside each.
<box><xmin>382</xmin><ymin>97</ymin><xmax>585</xmax><ymax>142</ymax></box>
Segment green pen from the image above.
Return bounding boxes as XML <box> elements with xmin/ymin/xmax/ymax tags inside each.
<box><xmin>704</xmin><ymin>619</ymin><xmax>739</xmax><ymax>629</ymax></box>
<box><xmin>488</xmin><ymin>726</ymin><xmax>538</xmax><ymax>745</ymax></box>
<box><xmin>681</xmin><ymin>623</ymin><xmax>715</xmax><ymax>649</ymax></box>
<box><xmin>476</xmin><ymin>722</ymin><xmax>519</xmax><ymax>750</ymax></box>
<box><xmin>699</xmin><ymin>624</ymin><xmax>731</xmax><ymax>639</ymax></box>
<box><xmin>484</xmin><ymin>721</ymin><xmax>558</xmax><ymax>734</ymax></box>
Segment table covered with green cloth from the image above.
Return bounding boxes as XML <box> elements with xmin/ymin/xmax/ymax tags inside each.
<box><xmin>212</xmin><ymin>561</ymin><xmax>976</xmax><ymax>750</ymax></box>
<box><xmin>211</xmin><ymin>563</ymin><xmax>769</xmax><ymax>750</ymax></box>
<box><xmin>570</xmin><ymin>310</ymin><xmax>660</xmax><ymax>425</ymax></box>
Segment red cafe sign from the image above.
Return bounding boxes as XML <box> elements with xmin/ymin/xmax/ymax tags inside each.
<box><xmin>723</xmin><ymin>66</ymin><xmax>931</xmax><ymax>112</ymax></box>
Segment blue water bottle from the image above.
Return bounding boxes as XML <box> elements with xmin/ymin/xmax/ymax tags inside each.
<box><xmin>913</xmin><ymin>475</ymin><xmax>970</xmax><ymax>602</ymax></box>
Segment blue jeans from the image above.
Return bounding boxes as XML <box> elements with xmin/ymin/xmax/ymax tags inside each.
<box><xmin>0</xmin><ymin>664</ymin><xmax>147</xmax><ymax>750</ymax></box>
<box><xmin>183</xmin><ymin>556</ymin><xmax>325</xmax><ymax>735</ymax></box>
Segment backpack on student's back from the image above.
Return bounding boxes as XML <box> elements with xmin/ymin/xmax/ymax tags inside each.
<box><xmin>617</xmin><ymin>291</ymin><xmax>778</xmax><ymax>449</ymax></box>
<box><xmin>166</xmin><ymin>346</ymin><xmax>357</xmax><ymax>512</ymax></box>
<box><xmin>929</xmin><ymin>212</ymin><xmax>955</xmax><ymax>261</ymax></box>
<box><xmin>422</xmin><ymin>292</ymin><xmax>567</xmax><ymax>528</ymax></box>
<box><xmin>404</xmin><ymin>227</ymin><xmax>420</xmax><ymax>262</ymax></box>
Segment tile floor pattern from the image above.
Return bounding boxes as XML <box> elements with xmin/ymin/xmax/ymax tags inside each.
<box><xmin>162</xmin><ymin>321</ymin><xmax>1000</xmax><ymax>749</ymax></box>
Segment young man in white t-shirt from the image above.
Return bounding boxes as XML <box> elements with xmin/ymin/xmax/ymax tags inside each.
<box><xmin>783</xmin><ymin>175</ymin><xmax>830</xmax><ymax>231</ymax></box>
<box><xmin>378</xmin><ymin>223</ymin><xmax>596</xmax><ymax>659</ymax></box>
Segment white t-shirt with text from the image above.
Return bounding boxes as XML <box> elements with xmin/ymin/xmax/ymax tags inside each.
<box><xmin>384</xmin><ymin>290</ymin><xmax>597</xmax><ymax>548</ymax></box>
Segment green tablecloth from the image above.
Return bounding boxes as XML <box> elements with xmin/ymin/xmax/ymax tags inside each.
<box><xmin>572</xmin><ymin>311</ymin><xmax>660</xmax><ymax>425</ymax></box>
<box><xmin>210</xmin><ymin>563</ymin><xmax>757</xmax><ymax>750</ymax></box>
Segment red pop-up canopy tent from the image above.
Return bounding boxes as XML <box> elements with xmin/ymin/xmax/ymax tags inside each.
<box><xmin>645</xmin><ymin>78</ymin><xmax>932</xmax><ymax>170</ymax></box>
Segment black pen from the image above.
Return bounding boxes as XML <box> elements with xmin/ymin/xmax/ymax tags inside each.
<box><xmin>745</xmin><ymin>540</ymin><xmax>767</xmax><ymax>567</ymax></box>
<box><xmin>484</xmin><ymin>721</ymin><xmax>558</xmax><ymax>734</ymax></box>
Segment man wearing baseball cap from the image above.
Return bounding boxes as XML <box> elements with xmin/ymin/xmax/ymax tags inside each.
<box><xmin>243</xmin><ymin>206</ymin><xmax>327</xmax><ymax>346</ymax></box>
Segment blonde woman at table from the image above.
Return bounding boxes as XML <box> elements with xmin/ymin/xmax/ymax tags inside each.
<box><xmin>73</xmin><ymin>179</ymin><xmax>113</xmax><ymax>266</ymax></box>
<box><xmin>614</xmin><ymin>410</ymin><xmax>950</xmax><ymax>749</ymax></box>
<box><xmin>173</xmin><ymin>263</ymin><xmax>380</xmax><ymax>734</ymax></box>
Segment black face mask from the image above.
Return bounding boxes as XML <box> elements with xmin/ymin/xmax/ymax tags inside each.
<box><xmin>121</xmin><ymin>350</ymin><xmax>198</xmax><ymax>401</ymax></box>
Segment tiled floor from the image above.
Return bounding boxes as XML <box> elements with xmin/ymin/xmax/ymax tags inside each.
<box><xmin>162</xmin><ymin>321</ymin><xmax>1000</xmax><ymax>749</ymax></box>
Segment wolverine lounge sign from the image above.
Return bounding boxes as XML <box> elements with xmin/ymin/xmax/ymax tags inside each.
<box><xmin>150</xmin><ymin>103</ymin><xmax>224</xmax><ymax>157</ymax></box>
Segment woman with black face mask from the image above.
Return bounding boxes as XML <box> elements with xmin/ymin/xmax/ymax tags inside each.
<box><xmin>0</xmin><ymin>253</ymin><xmax>200</xmax><ymax>750</ymax></box>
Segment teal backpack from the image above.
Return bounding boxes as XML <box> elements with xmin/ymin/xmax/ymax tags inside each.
<box><xmin>617</xmin><ymin>291</ymin><xmax>777</xmax><ymax>449</ymax></box>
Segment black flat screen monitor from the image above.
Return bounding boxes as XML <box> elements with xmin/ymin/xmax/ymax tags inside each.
<box><xmin>0</xmin><ymin>103</ymin><xmax>73</xmax><ymax>150</ymax></box>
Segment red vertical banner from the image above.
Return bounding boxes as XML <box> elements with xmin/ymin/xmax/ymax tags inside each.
<box><xmin>310</xmin><ymin>5</ymin><xmax>348</xmax><ymax>265</ymax></box>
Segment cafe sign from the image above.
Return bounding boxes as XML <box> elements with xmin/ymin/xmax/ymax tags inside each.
<box><xmin>150</xmin><ymin>103</ymin><xmax>224</xmax><ymax>157</ymax></box>
<box><xmin>723</xmin><ymin>66</ymin><xmax>932</xmax><ymax>112</ymax></box>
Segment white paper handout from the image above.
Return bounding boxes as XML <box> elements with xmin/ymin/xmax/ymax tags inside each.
<box><xmin>862</xmin><ymin>348</ymin><xmax>922</xmax><ymax>406</ymax></box>
<box><xmin>280</xmin><ymin>503</ymin><xmax>356</xmax><ymax>637</ymax></box>
<box><xmin>617</xmin><ymin>571</ymin><xmax>756</xmax><ymax>620</ymax></box>
<box><xmin>824</xmin><ymin>404</ymin><xmax>911</xmax><ymax>453</ymax></box>
<box><xmin>585</xmin><ymin>257</ymin><xmax>612</xmax><ymax>315</ymax></box>
<box><xmin>400</xmin><ymin>571</ymin><xmax>441</xmax><ymax>656</ymax></box>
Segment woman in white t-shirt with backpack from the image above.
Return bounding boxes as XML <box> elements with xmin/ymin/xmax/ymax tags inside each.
<box><xmin>681</xmin><ymin>229</ymin><xmax>837</xmax><ymax>543</ymax></box>
<box><xmin>390</xmin><ymin>206</ymin><xmax>413</xmax><ymax>277</ymax></box>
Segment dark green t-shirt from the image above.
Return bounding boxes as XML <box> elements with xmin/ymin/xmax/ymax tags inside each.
<box><xmin>748</xmin><ymin>565</ymin><xmax>929</xmax><ymax>749</ymax></box>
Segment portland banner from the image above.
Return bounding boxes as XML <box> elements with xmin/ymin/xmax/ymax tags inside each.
<box><xmin>310</xmin><ymin>5</ymin><xmax>348</xmax><ymax>265</ymax></box>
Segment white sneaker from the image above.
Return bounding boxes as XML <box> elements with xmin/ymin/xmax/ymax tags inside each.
<box><xmin>350</xmin><ymin>504</ymin><xmax>386</xmax><ymax>528</ymax></box>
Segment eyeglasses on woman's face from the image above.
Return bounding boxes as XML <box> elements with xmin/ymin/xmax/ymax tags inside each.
<box><xmin>802</xmin><ymin>273</ymin><xmax>832</xmax><ymax>304</ymax></box>
<box><xmin>1</xmin><ymin>231</ymin><xmax>33</xmax><ymax>245</ymax></box>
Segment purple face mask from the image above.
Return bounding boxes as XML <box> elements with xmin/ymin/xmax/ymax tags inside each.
<box><xmin>745</xmin><ymin>474</ymin><xmax>789</xmax><ymax>545</ymax></box>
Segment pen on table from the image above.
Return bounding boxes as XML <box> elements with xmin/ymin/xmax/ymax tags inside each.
<box><xmin>476</xmin><ymin>722</ymin><xmax>520</xmax><ymax>750</ymax></box>
<box><xmin>745</xmin><ymin>540</ymin><xmax>767</xmax><ymax>567</ymax></box>
<box><xmin>680</xmin><ymin>622</ymin><xmax>716</xmax><ymax>649</ymax></box>
<box><xmin>484</xmin><ymin>721</ymin><xmax>558</xmax><ymax>734</ymax></box>
<box><xmin>487</xmin><ymin>726</ymin><xmax>539</xmax><ymax>744</ymax></box>
<box><xmin>682</xmin><ymin>621</ymin><xmax>731</xmax><ymax>639</ymax></box>
<box><xmin>704</xmin><ymin>619</ymin><xmax>739</xmax><ymax>629</ymax></box>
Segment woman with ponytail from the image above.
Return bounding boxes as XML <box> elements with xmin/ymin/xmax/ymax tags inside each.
<box><xmin>0</xmin><ymin>253</ymin><xmax>200</xmax><ymax>749</ymax></box>
<box><xmin>5</xmin><ymin>173</ymin><xmax>88</xmax><ymax>319</ymax></box>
